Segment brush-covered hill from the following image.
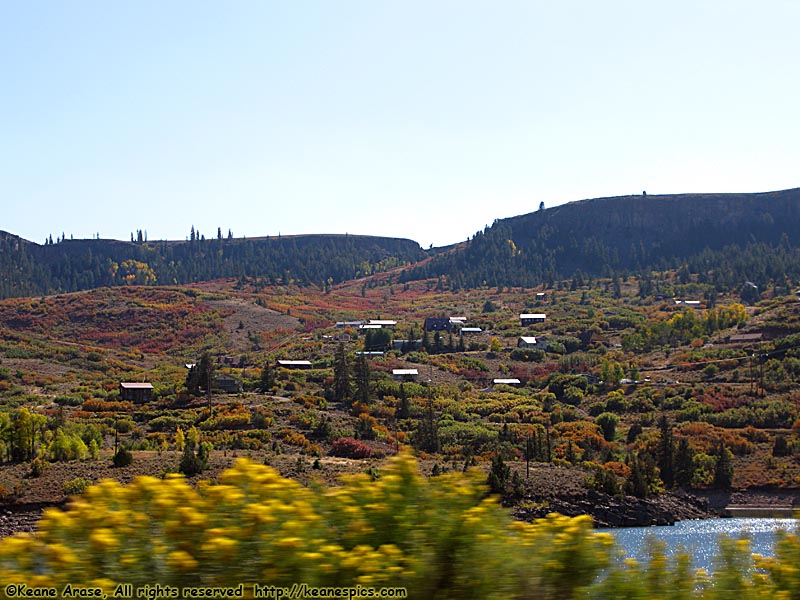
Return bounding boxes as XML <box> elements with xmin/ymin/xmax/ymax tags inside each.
<box><xmin>4</xmin><ymin>188</ymin><xmax>800</xmax><ymax>298</ymax></box>
<box><xmin>401</xmin><ymin>188</ymin><xmax>800</xmax><ymax>290</ymax></box>
<box><xmin>0</xmin><ymin>232</ymin><xmax>426</xmax><ymax>299</ymax></box>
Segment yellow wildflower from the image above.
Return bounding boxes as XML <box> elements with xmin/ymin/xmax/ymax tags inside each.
<box><xmin>166</xmin><ymin>550</ymin><xmax>198</xmax><ymax>571</ymax></box>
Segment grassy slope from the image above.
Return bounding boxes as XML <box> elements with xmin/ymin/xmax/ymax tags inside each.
<box><xmin>0</xmin><ymin>273</ymin><xmax>798</xmax><ymax>515</ymax></box>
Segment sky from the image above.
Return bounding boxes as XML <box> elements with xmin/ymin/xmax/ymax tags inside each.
<box><xmin>2</xmin><ymin>1</ymin><xmax>799</xmax><ymax>249</ymax></box>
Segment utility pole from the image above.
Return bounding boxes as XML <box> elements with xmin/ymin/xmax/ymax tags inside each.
<box><xmin>526</xmin><ymin>433</ymin><xmax>531</xmax><ymax>479</ymax></box>
<box><xmin>207</xmin><ymin>360</ymin><xmax>212</xmax><ymax>408</ymax></box>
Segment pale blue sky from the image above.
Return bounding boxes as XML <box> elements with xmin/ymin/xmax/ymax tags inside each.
<box><xmin>2</xmin><ymin>1</ymin><xmax>799</xmax><ymax>248</ymax></box>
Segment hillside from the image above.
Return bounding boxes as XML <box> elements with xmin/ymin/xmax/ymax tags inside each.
<box><xmin>402</xmin><ymin>188</ymin><xmax>800</xmax><ymax>289</ymax></box>
<box><xmin>0</xmin><ymin>267</ymin><xmax>799</xmax><ymax>533</ymax></box>
<box><xmin>0</xmin><ymin>231</ymin><xmax>425</xmax><ymax>299</ymax></box>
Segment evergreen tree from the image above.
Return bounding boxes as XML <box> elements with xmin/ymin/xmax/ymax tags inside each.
<box><xmin>421</xmin><ymin>330</ymin><xmax>430</xmax><ymax>352</ymax></box>
<box><xmin>772</xmin><ymin>434</ymin><xmax>791</xmax><ymax>457</ymax></box>
<box><xmin>488</xmin><ymin>454</ymin><xmax>511</xmax><ymax>495</ymax></box>
<box><xmin>353</xmin><ymin>353</ymin><xmax>370</xmax><ymax>405</ymax></box>
<box><xmin>189</xmin><ymin>352</ymin><xmax>214</xmax><ymax>397</ymax></box>
<box><xmin>415</xmin><ymin>389</ymin><xmax>439</xmax><ymax>453</ymax></box>
<box><xmin>625</xmin><ymin>453</ymin><xmax>649</xmax><ymax>498</ymax></box>
<box><xmin>564</xmin><ymin>440</ymin><xmax>577</xmax><ymax>464</ymax></box>
<box><xmin>656</xmin><ymin>414</ymin><xmax>675</xmax><ymax>489</ymax></box>
<box><xmin>397</xmin><ymin>384</ymin><xmax>409</xmax><ymax>419</ymax></box>
<box><xmin>112</xmin><ymin>446</ymin><xmax>133</xmax><ymax>468</ymax></box>
<box><xmin>333</xmin><ymin>343</ymin><xmax>352</xmax><ymax>405</ymax></box>
<box><xmin>674</xmin><ymin>437</ymin><xmax>695</xmax><ymax>488</ymax></box>
<box><xmin>258</xmin><ymin>361</ymin><xmax>275</xmax><ymax>392</ymax></box>
<box><xmin>713</xmin><ymin>442</ymin><xmax>734</xmax><ymax>489</ymax></box>
<box><xmin>626</xmin><ymin>422</ymin><xmax>643</xmax><ymax>444</ymax></box>
<box><xmin>433</xmin><ymin>331</ymin><xmax>442</xmax><ymax>354</ymax></box>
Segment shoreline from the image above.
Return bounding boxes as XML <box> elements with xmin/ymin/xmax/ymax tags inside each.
<box><xmin>513</xmin><ymin>488</ymin><xmax>800</xmax><ymax>529</ymax></box>
<box><xmin>0</xmin><ymin>465</ymin><xmax>798</xmax><ymax>537</ymax></box>
<box><xmin>0</xmin><ymin>493</ymin><xmax>798</xmax><ymax>539</ymax></box>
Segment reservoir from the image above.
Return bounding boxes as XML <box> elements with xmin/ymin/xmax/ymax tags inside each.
<box><xmin>609</xmin><ymin>517</ymin><xmax>798</xmax><ymax>572</ymax></box>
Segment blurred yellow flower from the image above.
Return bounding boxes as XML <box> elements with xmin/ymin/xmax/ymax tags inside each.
<box><xmin>166</xmin><ymin>550</ymin><xmax>198</xmax><ymax>571</ymax></box>
<box><xmin>89</xmin><ymin>528</ymin><xmax>118</xmax><ymax>552</ymax></box>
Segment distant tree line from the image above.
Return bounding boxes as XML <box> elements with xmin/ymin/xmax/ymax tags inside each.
<box><xmin>0</xmin><ymin>231</ymin><xmax>425</xmax><ymax>299</ymax></box>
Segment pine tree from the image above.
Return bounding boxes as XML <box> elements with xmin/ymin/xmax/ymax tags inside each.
<box><xmin>657</xmin><ymin>414</ymin><xmax>675</xmax><ymax>488</ymax></box>
<box><xmin>422</xmin><ymin>330</ymin><xmax>430</xmax><ymax>352</ymax></box>
<box><xmin>353</xmin><ymin>353</ymin><xmax>370</xmax><ymax>405</ymax></box>
<box><xmin>186</xmin><ymin>353</ymin><xmax>214</xmax><ymax>397</ymax></box>
<box><xmin>674</xmin><ymin>437</ymin><xmax>695</xmax><ymax>488</ymax></box>
<box><xmin>185</xmin><ymin>365</ymin><xmax>200</xmax><ymax>395</ymax></box>
<box><xmin>415</xmin><ymin>388</ymin><xmax>439</xmax><ymax>453</ymax></box>
<box><xmin>625</xmin><ymin>453</ymin><xmax>649</xmax><ymax>498</ymax></box>
<box><xmin>565</xmin><ymin>440</ymin><xmax>577</xmax><ymax>464</ymax></box>
<box><xmin>713</xmin><ymin>442</ymin><xmax>734</xmax><ymax>489</ymax></box>
<box><xmin>333</xmin><ymin>343</ymin><xmax>352</xmax><ymax>405</ymax></box>
<box><xmin>397</xmin><ymin>384</ymin><xmax>409</xmax><ymax>419</ymax></box>
<box><xmin>258</xmin><ymin>362</ymin><xmax>275</xmax><ymax>392</ymax></box>
<box><xmin>488</xmin><ymin>454</ymin><xmax>510</xmax><ymax>495</ymax></box>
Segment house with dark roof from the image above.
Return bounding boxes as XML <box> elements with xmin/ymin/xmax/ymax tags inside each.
<box><xmin>119</xmin><ymin>382</ymin><xmax>154</xmax><ymax>403</ymax></box>
<box><xmin>424</xmin><ymin>317</ymin><xmax>451</xmax><ymax>332</ymax></box>
<box><xmin>213</xmin><ymin>374</ymin><xmax>241</xmax><ymax>393</ymax></box>
<box><xmin>727</xmin><ymin>333</ymin><xmax>764</xmax><ymax>344</ymax></box>
<box><xmin>520</xmin><ymin>313</ymin><xmax>546</xmax><ymax>326</ymax></box>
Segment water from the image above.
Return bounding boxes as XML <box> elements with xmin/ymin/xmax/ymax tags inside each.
<box><xmin>609</xmin><ymin>518</ymin><xmax>798</xmax><ymax>572</ymax></box>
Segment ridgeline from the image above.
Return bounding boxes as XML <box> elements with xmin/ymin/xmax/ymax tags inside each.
<box><xmin>3</xmin><ymin>188</ymin><xmax>800</xmax><ymax>297</ymax></box>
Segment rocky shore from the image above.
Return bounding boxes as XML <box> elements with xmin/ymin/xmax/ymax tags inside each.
<box><xmin>513</xmin><ymin>489</ymin><xmax>714</xmax><ymax>528</ymax></box>
<box><xmin>0</xmin><ymin>502</ymin><xmax>63</xmax><ymax>538</ymax></box>
<box><xmin>506</xmin><ymin>461</ymin><xmax>800</xmax><ymax>528</ymax></box>
<box><xmin>513</xmin><ymin>488</ymin><xmax>800</xmax><ymax>528</ymax></box>
<box><xmin>0</xmin><ymin>457</ymin><xmax>797</xmax><ymax>538</ymax></box>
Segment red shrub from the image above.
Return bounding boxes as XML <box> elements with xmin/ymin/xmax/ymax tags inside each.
<box><xmin>330</xmin><ymin>437</ymin><xmax>373</xmax><ymax>459</ymax></box>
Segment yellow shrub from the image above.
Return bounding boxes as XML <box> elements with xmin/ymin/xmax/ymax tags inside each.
<box><xmin>0</xmin><ymin>454</ymin><xmax>795</xmax><ymax>599</ymax></box>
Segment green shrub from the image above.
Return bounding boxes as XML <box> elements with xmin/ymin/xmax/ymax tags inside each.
<box><xmin>63</xmin><ymin>477</ymin><xmax>93</xmax><ymax>497</ymax></box>
<box><xmin>112</xmin><ymin>447</ymin><xmax>133</xmax><ymax>468</ymax></box>
<box><xmin>48</xmin><ymin>428</ymin><xmax>88</xmax><ymax>462</ymax></box>
<box><xmin>54</xmin><ymin>395</ymin><xmax>83</xmax><ymax>406</ymax></box>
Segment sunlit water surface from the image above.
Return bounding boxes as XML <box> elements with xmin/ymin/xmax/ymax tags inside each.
<box><xmin>609</xmin><ymin>518</ymin><xmax>798</xmax><ymax>572</ymax></box>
